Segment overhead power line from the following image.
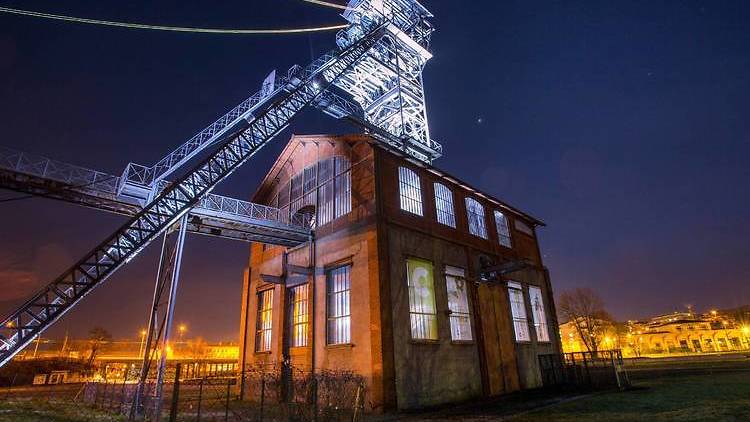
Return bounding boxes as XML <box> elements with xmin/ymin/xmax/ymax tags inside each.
<box><xmin>301</xmin><ymin>0</ymin><xmax>349</xmax><ymax>10</ymax></box>
<box><xmin>0</xmin><ymin>6</ymin><xmax>347</xmax><ymax>34</ymax></box>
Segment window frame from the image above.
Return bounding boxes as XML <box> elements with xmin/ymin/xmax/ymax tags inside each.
<box><xmin>406</xmin><ymin>257</ymin><xmax>438</xmax><ymax>341</ymax></box>
<box><xmin>507</xmin><ymin>281</ymin><xmax>531</xmax><ymax>343</ymax></box>
<box><xmin>528</xmin><ymin>286</ymin><xmax>550</xmax><ymax>343</ymax></box>
<box><xmin>255</xmin><ymin>289</ymin><xmax>274</xmax><ymax>352</ymax></box>
<box><xmin>465</xmin><ymin>197</ymin><xmax>488</xmax><ymax>239</ymax></box>
<box><xmin>398</xmin><ymin>166</ymin><xmax>424</xmax><ymax>216</ymax></box>
<box><xmin>445</xmin><ymin>266</ymin><xmax>472</xmax><ymax>342</ymax></box>
<box><xmin>288</xmin><ymin>284</ymin><xmax>310</xmax><ymax>348</ymax></box>
<box><xmin>434</xmin><ymin>182</ymin><xmax>456</xmax><ymax>228</ymax></box>
<box><xmin>493</xmin><ymin>210</ymin><xmax>512</xmax><ymax>248</ymax></box>
<box><xmin>326</xmin><ymin>264</ymin><xmax>352</xmax><ymax>345</ymax></box>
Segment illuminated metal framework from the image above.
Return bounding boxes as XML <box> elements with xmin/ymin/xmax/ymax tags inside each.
<box><xmin>0</xmin><ymin>0</ymin><xmax>438</xmax><ymax>381</ymax></box>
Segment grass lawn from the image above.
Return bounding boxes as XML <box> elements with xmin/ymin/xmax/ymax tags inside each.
<box><xmin>0</xmin><ymin>400</ymin><xmax>126</xmax><ymax>422</ymax></box>
<box><xmin>513</xmin><ymin>371</ymin><xmax>750</xmax><ymax>422</ymax></box>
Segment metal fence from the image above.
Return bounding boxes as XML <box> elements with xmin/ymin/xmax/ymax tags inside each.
<box><xmin>4</xmin><ymin>363</ymin><xmax>367</xmax><ymax>421</ymax></box>
<box><xmin>538</xmin><ymin>350</ymin><xmax>630</xmax><ymax>391</ymax></box>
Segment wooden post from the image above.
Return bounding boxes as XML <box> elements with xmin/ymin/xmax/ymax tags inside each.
<box><xmin>168</xmin><ymin>363</ymin><xmax>182</xmax><ymax>422</ymax></box>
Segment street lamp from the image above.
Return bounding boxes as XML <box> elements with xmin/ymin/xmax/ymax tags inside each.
<box><xmin>138</xmin><ymin>329</ymin><xmax>147</xmax><ymax>358</ymax></box>
<box><xmin>178</xmin><ymin>324</ymin><xmax>187</xmax><ymax>343</ymax></box>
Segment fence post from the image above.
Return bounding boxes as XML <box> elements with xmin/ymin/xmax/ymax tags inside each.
<box><xmin>224</xmin><ymin>378</ymin><xmax>231</xmax><ymax>422</ymax></box>
<box><xmin>169</xmin><ymin>363</ymin><xmax>182</xmax><ymax>422</ymax></box>
<box><xmin>312</xmin><ymin>377</ymin><xmax>318</xmax><ymax>422</ymax></box>
<box><xmin>196</xmin><ymin>377</ymin><xmax>204</xmax><ymax>421</ymax></box>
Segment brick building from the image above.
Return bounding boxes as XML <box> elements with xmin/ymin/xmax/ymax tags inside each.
<box><xmin>238</xmin><ymin>134</ymin><xmax>561</xmax><ymax>411</ymax></box>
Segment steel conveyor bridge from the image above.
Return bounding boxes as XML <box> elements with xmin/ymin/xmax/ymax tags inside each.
<box><xmin>0</xmin><ymin>0</ymin><xmax>441</xmax><ymax>390</ymax></box>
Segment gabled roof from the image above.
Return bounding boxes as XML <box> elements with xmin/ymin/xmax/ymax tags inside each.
<box><xmin>253</xmin><ymin>133</ymin><xmax>545</xmax><ymax>227</ymax></box>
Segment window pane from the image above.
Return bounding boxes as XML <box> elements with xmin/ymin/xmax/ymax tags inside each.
<box><xmin>255</xmin><ymin>289</ymin><xmax>274</xmax><ymax>352</ymax></box>
<box><xmin>317</xmin><ymin>180</ymin><xmax>334</xmax><ymax>226</ymax></box>
<box><xmin>327</xmin><ymin>265</ymin><xmax>352</xmax><ymax>345</ymax></box>
<box><xmin>494</xmin><ymin>210</ymin><xmax>512</xmax><ymax>248</ymax></box>
<box><xmin>335</xmin><ymin>171</ymin><xmax>351</xmax><ymax>218</ymax></box>
<box><xmin>434</xmin><ymin>183</ymin><xmax>456</xmax><ymax>228</ymax></box>
<box><xmin>507</xmin><ymin>282</ymin><xmax>530</xmax><ymax>342</ymax></box>
<box><xmin>407</xmin><ymin>258</ymin><xmax>437</xmax><ymax>340</ymax></box>
<box><xmin>399</xmin><ymin>167</ymin><xmax>423</xmax><ymax>216</ymax></box>
<box><xmin>288</xmin><ymin>284</ymin><xmax>309</xmax><ymax>347</ymax></box>
<box><xmin>446</xmin><ymin>266</ymin><xmax>472</xmax><ymax>341</ymax></box>
<box><xmin>529</xmin><ymin>286</ymin><xmax>550</xmax><ymax>342</ymax></box>
<box><xmin>465</xmin><ymin>198</ymin><xmax>487</xmax><ymax>239</ymax></box>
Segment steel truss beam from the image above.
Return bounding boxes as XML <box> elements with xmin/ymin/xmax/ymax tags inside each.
<box><xmin>0</xmin><ymin>25</ymin><xmax>384</xmax><ymax>366</ymax></box>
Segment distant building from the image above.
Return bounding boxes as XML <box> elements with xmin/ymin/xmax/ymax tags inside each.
<box><xmin>561</xmin><ymin>309</ymin><xmax>750</xmax><ymax>357</ymax></box>
<box><xmin>239</xmin><ymin>134</ymin><xmax>561</xmax><ymax>411</ymax></box>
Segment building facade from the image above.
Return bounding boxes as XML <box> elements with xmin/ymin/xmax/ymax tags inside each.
<box><xmin>238</xmin><ymin>134</ymin><xmax>561</xmax><ymax>411</ymax></box>
<box><xmin>561</xmin><ymin>310</ymin><xmax>750</xmax><ymax>357</ymax></box>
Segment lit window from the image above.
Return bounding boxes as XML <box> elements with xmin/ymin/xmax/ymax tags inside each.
<box><xmin>465</xmin><ymin>198</ymin><xmax>487</xmax><ymax>239</ymax></box>
<box><xmin>507</xmin><ymin>281</ymin><xmax>530</xmax><ymax>342</ymax></box>
<box><xmin>434</xmin><ymin>183</ymin><xmax>456</xmax><ymax>228</ymax></box>
<box><xmin>255</xmin><ymin>289</ymin><xmax>273</xmax><ymax>352</ymax></box>
<box><xmin>493</xmin><ymin>210</ymin><xmax>512</xmax><ymax>248</ymax></box>
<box><xmin>327</xmin><ymin>265</ymin><xmax>351</xmax><ymax>345</ymax></box>
<box><xmin>445</xmin><ymin>266</ymin><xmax>472</xmax><ymax>341</ymax></box>
<box><xmin>398</xmin><ymin>167</ymin><xmax>423</xmax><ymax>216</ymax></box>
<box><xmin>288</xmin><ymin>284</ymin><xmax>309</xmax><ymax>347</ymax></box>
<box><xmin>407</xmin><ymin>258</ymin><xmax>438</xmax><ymax>340</ymax></box>
<box><xmin>528</xmin><ymin>286</ymin><xmax>550</xmax><ymax>342</ymax></box>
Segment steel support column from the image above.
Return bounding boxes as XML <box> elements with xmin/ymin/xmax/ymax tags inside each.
<box><xmin>131</xmin><ymin>215</ymin><xmax>188</xmax><ymax>420</ymax></box>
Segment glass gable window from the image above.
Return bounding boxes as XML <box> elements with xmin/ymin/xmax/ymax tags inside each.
<box><xmin>255</xmin><ymin>289</ymin><xmax>273</xmax><ymax>352</ymax></box>
<box><xmin>288</xmin><ymin>284</ymin><xmax>309</xmax><ymax>347</ymax></box>
<box><xmin>407</xmin><ymin>258</ymin><xmax>438</xmax><ymax>340</ymax></box>
<box><xmin>445</xmin><ymin>266</ymin><xmax>472</xmax><ymax>341</ymax></box>
<box><xmin>398</xmin><ymin>167</ymin><xmax>423</xmax><ymax>216</ymax></box>
<box><xmin>434</xmin><ymin>183</ymin><xmax>456</xmax><ymax>228</ymax></box>
<box><xmin>327</xmin><ymin>265</ymin><xmax>352</xmax><ymax>345</ymax></box>
<box><xmin>507</xmin><ymin>281</ymin><xmax>530</xmax><ymax>342</ymax></box>
<box><xmin>493</xmin><ymin>210</ymin><xmax>512</xmax><ymax>248</ymax></box>
<box><xmin>465</xmin><ymin>197</ymin><xmax>488</xmax><ymax>239</ymax></box>
<box><xmin>528</xmin><ymin>286</ymin><xmax>550</xmax><ymax>342</ymax></box>
<box><xmin>274</xmin><ymin>156</ymin><xmax>351</xmax><ymax>228</ymax></box>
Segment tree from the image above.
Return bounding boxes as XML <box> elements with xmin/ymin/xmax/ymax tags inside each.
<box><xmin>558</xmin><ymin>288</ymin><xmax>612</xmax><ymax>354</ymax></box>
<box><xmin>86</xmin><ymin>326</ymin><xmax>112</xmax><ymax>365</ymax></box>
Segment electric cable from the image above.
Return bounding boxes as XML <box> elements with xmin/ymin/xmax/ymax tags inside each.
<box><xmin>0</xmin><ymin>6</ymin><xmax>347</xmax><ymax>34</ymax></box>
<box><xmin>301</xmin><ymin>0</ymin><xmax>349</xmax><ymax>10</ymax></box>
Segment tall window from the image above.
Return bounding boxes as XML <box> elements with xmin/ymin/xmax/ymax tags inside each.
<box><xmin>398</xmin><ymin>167</ymin><xmax>423</xmax><ymax>216</ymax></box>
<box><xmin>275</xmin><ymin>156</ymin><xmax>351</xmax><ymax>228</ymax></box>
<box><xmin>494</xmin><ymin>210</ymin><xmax>512</xmax><ymax>248</ymax></box>
<box><xmin>528</xmin><ymin>286</ymin><xmax>550</xmax><ymax>342</ymax></box>
<box><xmin>407</xmin><ymin>258</ymin><xmax>437</xmax><ymax>340</ymax></box>
<box><xmin>507</xmin><ymin>282</ymin><xmax>530</xmax><ymax>342</ymax></box>
<box><xmin>255</xmin><ymin>289</ymin><xmax>273</xmax><ymax>352</ymax></box>
<box><xmin>465</xmin><ymin>198</ymin><xmax>487</xmax><ymax>239</ymax></box>
<box><xmin>288</xmin><ymin>284</ymin><xmax>309</xmax><ymax>347</ymax></box>
<box><xmin>445</xmin><ymin>266</ymin><xmax>472</xmax><ymax>341</ymax></box>
<box><xmin>434</xmin><ymin>183</ymin><xmax>456</xmax><ymax>228</ymax></box>
<box><xmin>327</xmin><ymin>265</ymin><xmax>351</xmax><ymax>345</ymax></box>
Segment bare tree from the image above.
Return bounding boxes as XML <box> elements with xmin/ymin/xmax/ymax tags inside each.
<box><xmin>86</xmin><ymin>326</ymin><xmax>112</xmax><ymax>366</ymax></box>
<box><xmin>558</xmin><ymin>288</ymin><xmax>612</xmax><ymax>354</ymax></box>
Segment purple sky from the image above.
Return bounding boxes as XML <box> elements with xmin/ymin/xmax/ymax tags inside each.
<box><xmin>1</xmin><ymin>1</ymin><xmax>749</xmax><ymax>342</ymax></box>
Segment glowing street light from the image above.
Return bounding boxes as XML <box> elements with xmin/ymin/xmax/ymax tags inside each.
<box><xmin>178</xmin><ymin>324</ymin><xmax>187</xmax><ymax>342</ymax></box>
<box><xmin>138</xmin><ymin>329</ymin><xmax>147</xmax><ymax>358</ymax></box>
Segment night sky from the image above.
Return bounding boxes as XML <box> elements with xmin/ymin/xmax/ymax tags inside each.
<box><xmin>1</xmin><ymin>1</ymin><xmax>749</xmax><ymax>342</ymax></box>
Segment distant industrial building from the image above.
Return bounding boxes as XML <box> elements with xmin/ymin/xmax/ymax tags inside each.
<box><xmin>239</xmin><ymin>134</ymin><xmax>561</xmax><ymax>411</ymax></box>
<box><xmin>561</xmin><ymin>309</ymin><xmax>750</xmax><ymax>357</ymax></box>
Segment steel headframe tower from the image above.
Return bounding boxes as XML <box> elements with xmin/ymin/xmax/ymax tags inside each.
<box><xmin>332</xmin><ymin>0</ymin><xmax>442</xmax><ymax>163</ymax></box>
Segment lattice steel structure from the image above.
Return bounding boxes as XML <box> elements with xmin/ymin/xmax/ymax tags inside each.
<box><xmin>0</xmin><ymin>0</ymin><xmax>438</xmax><ymax>378</ymax></box>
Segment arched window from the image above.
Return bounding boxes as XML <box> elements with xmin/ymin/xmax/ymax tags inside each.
<box><xmin>398</xmin><ymin>166</ymin><xmax>423</xmax><ymax>216</ymax></box>
<box><xmin>434</xmin><ymin>182</ymin><xmax>455</xmax><ymax>228</ymax></box>
<box><xmin>465</xmin><ymin>197</ymin><xmax>487</xmax><ymax>239</ymax></box>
